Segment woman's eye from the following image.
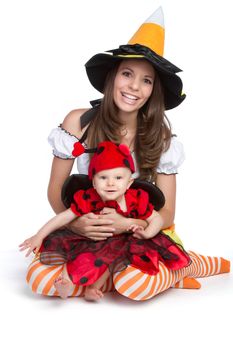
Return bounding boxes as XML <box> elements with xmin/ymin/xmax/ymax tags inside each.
<box><xmin>144</xmin><ymin>78</ymin><xmax>152</xmax><ymax>85</ymax></box>
<box><xmin>122</xmin><ymin>71</ymin><xmax>131</xmax><ymax>77</ymax></box>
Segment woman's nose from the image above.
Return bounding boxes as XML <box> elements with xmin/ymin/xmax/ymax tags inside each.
<box><xmin>129</xmin><ymin>77</ymin><xmax>140</xmax><ymax>91</ymax></box>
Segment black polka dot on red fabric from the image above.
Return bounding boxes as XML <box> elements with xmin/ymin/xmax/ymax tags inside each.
<box><xmin>80</xmin><ymin>277</ymin><xmax>88</xmax><ymax>284</ymax></box>
<box><xmin>91</xmin><ymin>201</ymin><xmax>98</xmax><ymax>208</ymax></box>
<box><xmin>130</xmin><ymin>209</ymin><xmax>139</xmax><ymax>218</ymax></box>
<box><xmin>140</xmin><ymin>255</ymin><xmax>150</xmax><ymax>262</ymax></box>
<box><xmin>43</xmin><ymin>239</ymin><xmax>51</xmax><ymax>249</ymax></box>
<box><xmin>83</xmin><ymin>192</ymin><xmax>91</xmax><ymax>200</ymax></box>
<box><xmin>97</xmin><ymin>146</ymin><xmax>105</xmax><ymax>154</ymax></box>
<box><xmin>94</xmin><ymin>259</ymin><xmax>104</xmax><ymax>267</ymax></box>
<box><xmin>137</xmin><ymin>190</ymin><xmax>141</xmax><ymax>196</ymax></box>
<box><xmin>136</xmin><ymin>240</ymin><xmax>144</xmax><ymax>245</ymax></box>
<box><xmin>123</xmin><ymin>159</ymin><xmax>130</xmax><ymax>168</ymax></box>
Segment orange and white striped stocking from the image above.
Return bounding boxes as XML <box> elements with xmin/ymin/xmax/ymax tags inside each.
<box><xmin>26</xmin><ymin>251</ymin><xmax>230</xmax><ymax>298</ymax></box>
<box><xmin>113</xmin><ymin>251</ymin><xmax>230</xmax><ymax>300</ymax></box>
<box><xmin>26</xmin><ymin>255</ymin><xmax>114</xmax><ymax>296</ymax></box>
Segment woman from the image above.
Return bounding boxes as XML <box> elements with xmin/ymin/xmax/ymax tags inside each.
<box><xmin>26</xmin><ymin>7</ymin><xmax>230</xmax><ymax>300</ymax></box>
<box><xmin>49</xmin><ymin>57</ymin><xmax>178</xmax><ymax>238</ymax></box>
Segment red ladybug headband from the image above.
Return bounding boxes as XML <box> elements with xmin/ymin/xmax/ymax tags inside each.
<box><xmin>72</xmin><ymin>140</ymin><xmax>135</xmax><ymax>179</ymax></box>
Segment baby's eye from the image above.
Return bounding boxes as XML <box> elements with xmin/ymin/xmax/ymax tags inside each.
<box><xmin>100</xmin><ymin>176</ymin><xmax>106</xmax><ymax>180</ymax></box>
<box><xmin>116</xmin><ymin>176</ymin><xmax>122</xmax><ymax>180</ymax></box>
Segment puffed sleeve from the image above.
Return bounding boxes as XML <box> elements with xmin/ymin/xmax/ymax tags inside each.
<box><xmin>126</xmin><ymin>189</ymin><xmax>154</xmax><ymax>220</ymax></box>
<box><xmin>136</xmin><ymin>189</ymin><xmax>154</xmax><ymax>220</ymax></box>
<box><xmin>157</xmin><ymin>136</ymin><xmax>185</xmax><ymax>174</ymax></box>
<box><xmin>48</xmin><ymin>125</ymin><xmax>79</xmax><ymax>159</ymax></box>
<box><xmin>70</xmin><ymin>190</ymin><xmax>92</xmax><ymax>217</ymax></box>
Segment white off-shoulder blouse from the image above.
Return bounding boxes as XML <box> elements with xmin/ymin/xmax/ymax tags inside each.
<box><xmin>48</xmin><ymin>125</ymin><xmax>185</xmax><ymax>178</ymax></box>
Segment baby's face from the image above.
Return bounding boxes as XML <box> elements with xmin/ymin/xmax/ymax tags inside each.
<box><xmin>92</xmin><ymin>167</ymin><xmax>133</xmax><ymax>202</ymax></box>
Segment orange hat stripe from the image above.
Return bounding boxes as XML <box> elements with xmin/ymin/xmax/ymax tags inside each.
<box><xmin>128</xmin><ymin>23</ymin><xmax>165</xmax><ymax>56</ymax></box>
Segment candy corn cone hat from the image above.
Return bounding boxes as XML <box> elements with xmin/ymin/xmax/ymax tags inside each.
<box><xmin>85</xmin><ymin>7</ymin><xmax>186</xmax><ymax>110</ymax></box>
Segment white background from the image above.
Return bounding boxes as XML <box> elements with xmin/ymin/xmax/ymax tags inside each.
<box><xmin>0</xmin><ymin>0</ymin><xmax>232</xmax><ymax>349</ymax></box>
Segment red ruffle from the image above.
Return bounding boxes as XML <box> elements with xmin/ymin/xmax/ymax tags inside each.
<box><xmin>40</xmin><ymin>230</ymin><xmax>191</xmax><ymax>286</ymax></box>
<box><xmin>40</xmin><ymin>187</ymin><xmax>190</xmax><ymax>286</ymax></box>
<box><xmin>70</xmin><ymin>187</ymin><xmax>154</xmax><ymax>219</ymax></box>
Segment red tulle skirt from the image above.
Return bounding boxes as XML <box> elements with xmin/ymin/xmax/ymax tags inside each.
<box><xmin>40</xmin><ymin>229</ymin><xmax>191</xmax><ymax>286</ymax></box>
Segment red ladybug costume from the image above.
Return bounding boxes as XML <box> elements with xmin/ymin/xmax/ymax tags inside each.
<box><xmin>40</xmin><ymin>141</ymin><xmax>190</xmax><ymax>286</ymax></box>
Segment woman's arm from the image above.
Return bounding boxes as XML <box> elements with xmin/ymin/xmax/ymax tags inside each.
<box><xmin>19</xmin><ymin>209</ymin><xmax>76</xmax><ymax>257</ymax></box>
<box><xmin>48</xmin><ymin>157</ymin><xmax>74</xmax><ymax>213</ymax></box>
<box><xmin>48</xmin><ymin>109</ymin><xmax>87</xmax><ymax>214</ymax></box>
<box><xmin>156</xmin><ymin>173</ymin><xmax>176</xmax><ymax>228</ymax></box>
<box><xmin>98</xmin><ymin>208</ymin><xmax>148</xmax><ymax>235</ymax></box>
<box><xmin>47</xmin><ymin>109</ymin><xmax>115</xmax><ymax>239</ymax></box>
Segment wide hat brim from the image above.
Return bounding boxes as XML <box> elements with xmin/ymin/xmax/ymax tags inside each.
<box><xmin>85</xmin><ymin>44</ymin><xmax>186</xmax><ymax>110</ymax></box>
<box><xmin>62</xmin><ymin>174</ymin><xmax>165</xmax><ymax>211</ymax></box>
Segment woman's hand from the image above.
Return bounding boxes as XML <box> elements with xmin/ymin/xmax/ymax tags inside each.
<box><xmin>99</xmin><ymin>208</ymin><xmax>132</xmax><ymax>235</ymax></box>
<box><xmin>68</xmin><ymin>209</ymin><xmax>147</xmax><ymax>240</ymax></box>
<box><xmin>67</xmin><ymin>212</ymin><xmax>116</xmax><ymax>241</ymax></box>
<box><xmin>19</xmin><ymin>235</ymin><xmax>43</xmax><ymax>257</ymax></box>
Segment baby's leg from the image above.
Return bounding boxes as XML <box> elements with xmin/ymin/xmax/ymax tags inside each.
<box><xmin>54</xmin><ymin>264</ymin><xmax>73</xmax><ymax>299</ymax></box>
<box><xmin>85</xmin><ymin>269</ymin><xmax>110</xmax><ymax>302</ymax></box>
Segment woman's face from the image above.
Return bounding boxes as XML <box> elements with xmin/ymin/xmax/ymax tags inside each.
<box><xmin>113</xmin><ymin>59</ymin><xmax>155</xmax><ymax>113</ymax></box>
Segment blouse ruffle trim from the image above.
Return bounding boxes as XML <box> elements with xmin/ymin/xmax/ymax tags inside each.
<box><xmin>48</xmin><ymin>126</ymin><xmax>185</xmax><ymax>174</ymax></box>
<box><xmin>157</xmin><ymin>136</ymin><xmax>185</xmax><ymax>174</ymax></box>
<box><xmin>48</xmin><ymin>125</ymin><xmax>81</xmax><ymax>159</ymax></box>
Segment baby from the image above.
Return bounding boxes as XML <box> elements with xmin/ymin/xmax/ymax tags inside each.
<box><xmin>19</xmin><ymin>141</ymin><xmax>190</xmax><ymax>301</ymax></box>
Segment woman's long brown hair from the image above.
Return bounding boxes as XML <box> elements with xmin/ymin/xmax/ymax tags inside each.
<box><xmin>88</xmin><ymin>60</ymin><xmax>172</xmax><ymax>183</ymax></box>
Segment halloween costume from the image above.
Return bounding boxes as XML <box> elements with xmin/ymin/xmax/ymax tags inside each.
<box><xmin>26</xmin><ymin>7</ymin><xmax>230</xmax><ymax>299</ymax></box>
<box><xmin>39</xmin><ymin>142</ymin><xmax>191</xmax><ymax>286</ymax></box>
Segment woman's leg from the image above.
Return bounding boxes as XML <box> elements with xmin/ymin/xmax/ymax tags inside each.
<box><xmin>26</xmin><ymin>254</ymin><xmax>114</xmax><ymax>297</ymax></box>
<box><xmin>113</xmin><ymin>251</ymin><xmax>230</xmax><ymax>301</ymax></box>
<box><xmin>26</xmin><ymin>251</ymin><xmax>230</xmax><ymax>299</ymax></box>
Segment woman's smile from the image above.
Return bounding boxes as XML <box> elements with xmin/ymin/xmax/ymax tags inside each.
<box><xmin>121</xmin><ymin>92</ymin><xmax>140</xmax><ymax>104</ymax></box>
<box><xmin>113</xmin><ymin>59</ymin><xmax>155</xmax><ymax>112</ymax></box>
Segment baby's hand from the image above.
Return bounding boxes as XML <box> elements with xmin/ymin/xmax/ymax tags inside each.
<box><xmin>128</xmin><ymin>224</ymin><xmax>146</xmax><ymax>239</ymax></box>
<box><xmin>19</xmin><ymin>235</ymin><xmax>42</xmax><ymax>257</ymax></box>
